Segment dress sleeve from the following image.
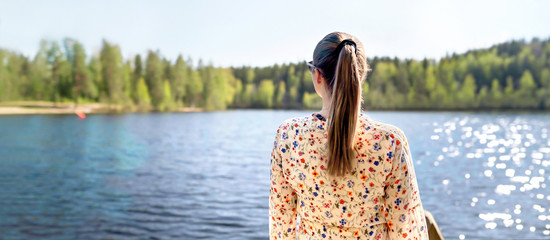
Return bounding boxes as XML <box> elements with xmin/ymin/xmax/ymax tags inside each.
<box><xmin>269</xmin><ymin>122</ymin><xmax>298</xmax><ymax>240</ymax></box>
<box><xmin>384</xmin><ymin>130</ymin><xmax>428</xmax><ymax>239</ymax></box>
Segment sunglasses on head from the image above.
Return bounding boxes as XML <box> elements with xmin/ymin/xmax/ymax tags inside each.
<box><xmin>307</xmin><ymin>61</ymin><xmax>325</xmax><ymax>78</ymax></box>
<box><xmin>307</xmin><ymin>61</ymin><xmax>316</xmax><ymax>72</ymax></box>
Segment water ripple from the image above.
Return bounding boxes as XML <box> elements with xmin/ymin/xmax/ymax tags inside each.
<box><xmin>0</xmin><ymin>111</ymin><xmax>549</xmax><ymax>239</ymax></box>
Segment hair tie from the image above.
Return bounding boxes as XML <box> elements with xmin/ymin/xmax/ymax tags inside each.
<box><xmin>335</xmin><ymin>39</ymin><xmax>357</xmax><ymax>55</ymax></box>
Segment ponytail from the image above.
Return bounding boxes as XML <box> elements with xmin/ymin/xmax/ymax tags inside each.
<box><xmin>326</xmin><ymin>42</ymin><xmax>362</xmax><ymax>177</ymax></box>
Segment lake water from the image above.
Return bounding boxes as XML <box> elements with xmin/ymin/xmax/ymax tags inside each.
<box><xmin>0</xmin><ymin>110</ymin><xmax>549</xmax><ymax>239</ymax></box>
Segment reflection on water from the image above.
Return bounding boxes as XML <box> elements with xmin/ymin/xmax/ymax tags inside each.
<box><xmin>0</xmin><ymin>110</ymin><xmax>549</xmax><ymax>239</ymax></box>
<box><xmin>379</xmin><ymin>111</ymin><xmax>550</xmax><ymax>239</ymax></box>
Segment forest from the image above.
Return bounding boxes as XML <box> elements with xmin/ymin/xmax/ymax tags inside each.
<box><xmin>0</xmin><ymin>37</ymin><xmax>549</xmax><ymax>111</ymax></box>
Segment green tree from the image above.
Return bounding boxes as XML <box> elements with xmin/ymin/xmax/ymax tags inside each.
<box><xmin>66</xmin><ymin>39</ymin><xmax>91</xmax><ymax>103</ymax></box>
<box><xmin>135</xmin><ymin>77</ymin><xmax>151</xmax><ymax>109</ymax></box>
<box><xmin>503</xmin><ymin>76</ymin><xmax>516</xmax><ymax>108</ymax></box>
<box><xmin>244</xmin><ymin>67</ymin><xmax>255</xmax><ymax>84</ymax></box>
<box><xmin>99</xmin><ymin>40</ymin><xmax>125</xmax><ymax>105</ymax></box>
<box><xmin>45</xmin><ymin>41</ymin><xmax>65</xmax><ymax>103</ymax></box>
<box><xmin>425</xmin><ymin>66</ymin><xmax>437</xmax><ymax>93</ymax></box>
<box><xmin>456</xmin><ymin>74</ymin><xmax>477</xmax><ymax>109</ymax></box>
<box><xmin>172</xmin><ymin>55</ymin><xmax>187</xmax><ymax>107</ymax></box>
<box><xmin>233</xmin><ymin>78</ymin><xmax>244</xmax><ymax>107</ymax></box>
<box><xmin>160</xmin><ymin>80</ymin><xmax>174</xmax><ymax>111</ymax></box>
<box><xmin>203</xmin><ymin>68</ymin><xmax>230</xmax><ymax>110</ymax></box>
<box><xmin>186</xmin><ymin>67</ymin><xmax>203</xmax><ymax>107</ymax></box>
<box><xmin>286</xmin><ymin>65</ymin><xmax>300</xmax><ymax>106</ymax></box>
<box><xmin>516</xmin><ymin>70</ymin><xmax>538</xmax><ymax>108</ymax></box>
<box><xmin>122</xmin><ymin>60</ymin><xmax>133</xmax><ymax>106</ymax></box>
<box><xmin>408</xmin><ymin>61</ymin><xmax>428</xmax><ymax>108</ymax></box>
<box><xmin>131</xmin><ymin>54</ymin><xmax>143</xmax><ymax>103</ymax></box>
<box><xmin>28</xmin><ymin>43</ymin><xmax>50</xmax><ymax>100</ymax></box>
<box><xmin>540</xmin><ymin>68</ymin><xmax>550</xmax><ymax>108</ymax></box>
<box><xmin>431</xmin><ymin>81</ymin><xmax>449</xmax><ymax>109</ymax></box>
<box><xmin>489</xmin><ymin>79</ymin><xmax>502</xmax><ymax>108</ymax></box>
<box><xmin>242</xmin><ymin>83</ymin><xmax>255</xmax><ymax>107</ymax></box>
<box><xmin>145</xmin><ymin>50</ymin><xmax>164</xmax><ymax>109</ymax></box>
<box><xmin>257</xmin><ymin>80</ymin><xmax>275</xmax><ymax>108</ymax></box>
<box><xmin>88</xmin><ymin>56</ymin><xmax>101</xmax><ymax>101</ymax></box>
<box><xmin>477</xmin><ymin>86</ymin><xmax>490</xmax><ymax>108</ymax></box>
<box><xmin>274</xmin><ymin>81</ymin><xmax>286</xmax><ymax>108</ymax></box>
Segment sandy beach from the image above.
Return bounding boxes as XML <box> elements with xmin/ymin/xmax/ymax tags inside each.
<box><xmin>0</xmin><ymin>101</ymin><xmax>204</xmax><ymax>115</ymax></box>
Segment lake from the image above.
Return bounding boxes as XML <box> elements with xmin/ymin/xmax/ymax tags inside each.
<box><xmin>0</xmin><ymin>110</ymin><xmax>549</xmax><ymax>239</ymax></box>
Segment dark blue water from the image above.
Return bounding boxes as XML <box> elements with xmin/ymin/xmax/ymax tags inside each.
<box><xmin>0</xmin><ymin>110</ymin><xmax>549</xmax><ymax>239</ymax></box>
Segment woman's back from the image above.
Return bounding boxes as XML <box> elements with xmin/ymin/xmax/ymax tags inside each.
<box><xmin>269</xmin><ymin>112</ymin><xmax>428</xmax><ymax>239</ymax></box>
<box><xmin>269</xmin><ymin>31</ymin><xmax>428</xmax><ymax>239</ymax></box>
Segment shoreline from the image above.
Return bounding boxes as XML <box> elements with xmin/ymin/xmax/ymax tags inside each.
<box><xmin>0</xmin><ymin>101</ymin><xmax>204</xmax><ymax>115</ymax></box>
<box><xmin>0</xmin><ymin>101</ymin><xmax>548</xmax><ymax>115</ymax></box>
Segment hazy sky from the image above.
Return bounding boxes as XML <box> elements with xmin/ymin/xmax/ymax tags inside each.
<box><xmin>1</xmin><ymin>0</ymin><xmax>549</xmax><ymax>67</ymax></box>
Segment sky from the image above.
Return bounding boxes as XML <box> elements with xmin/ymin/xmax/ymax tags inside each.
<box><xmin>0</xmin><ymin>0</ymin><xmax>549</xmax><ymax>68</ymax></box>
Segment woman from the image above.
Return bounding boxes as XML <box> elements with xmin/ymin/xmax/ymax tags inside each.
<box><xmin>269</xmin><ymin>32</ymin><xmax>429</xmax><ymax>239</ymax></box>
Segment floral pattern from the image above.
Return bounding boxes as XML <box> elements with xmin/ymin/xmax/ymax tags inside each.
<box><xmin>269</xmin><ymin>112</ymin><xmax>428</xmax><ymax>239</ymax></box>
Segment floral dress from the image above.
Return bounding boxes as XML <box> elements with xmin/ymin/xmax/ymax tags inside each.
<box><xmin>269</xmin><ymin>113</ymin><xmax>428</xmax><ymax>240</ymax></box>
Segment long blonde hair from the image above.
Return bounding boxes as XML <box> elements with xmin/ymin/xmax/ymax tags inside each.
<box><xmin>313</xmin><ymin>32</ymin><xmax>371</xmax><ymax>177</ymax></box>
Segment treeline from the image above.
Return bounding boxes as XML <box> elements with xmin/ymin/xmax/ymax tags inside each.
<box><xmin>363</xmin><ymin>38</ymin><xmax>550</xmax><ymax>110</ymax></box>
<box><xmin>0</xmin><ymin>39</ymin><xmax>238</xmax><ymax>111</ymax></box>
<box><xmin>0</xmin><ymin>37</ymin><xmax>549</xmax><ymax>111</ymax></box>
